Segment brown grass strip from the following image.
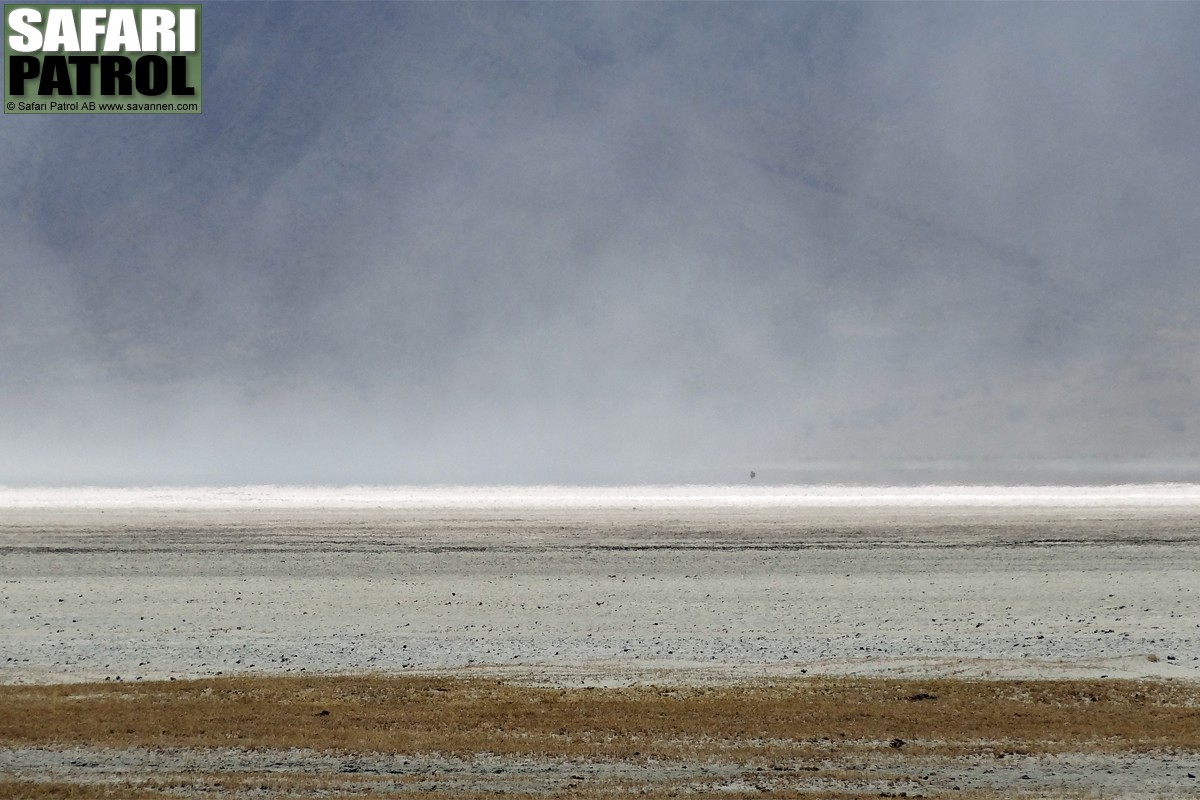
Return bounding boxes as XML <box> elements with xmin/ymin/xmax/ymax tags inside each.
<box><xmin>0</xmin><ymin>779</ymin><xmax>1036</xmax><ymax>800</ymax></box>
<box><xmin>0</xmin><ymin>783</ymin><xmax>164</xmax><ymax>799</ymax></box>
<box><xmin>1</xmin><ymin>675</ymin><xmax>1198</xmax><ymax>759</ymax></box>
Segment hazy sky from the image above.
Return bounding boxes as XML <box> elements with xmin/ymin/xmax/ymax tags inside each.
<box><xmin>3</xmin><ymin>1</ymin><xmax>1199</xmax><ymax>485</ymax></box>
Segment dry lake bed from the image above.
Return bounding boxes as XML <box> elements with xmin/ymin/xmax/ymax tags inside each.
<box><xmin>1</xmin><ymin>485</ymin><xmax>1199</xmax><ymax>797</ymax></box>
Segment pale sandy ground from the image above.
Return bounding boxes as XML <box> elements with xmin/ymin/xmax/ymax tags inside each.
<box><xmin>2</xmin><ymin>486</ymin><xmax>1199</xmax><ymax>797</ymax></box>
<box><xmin>1</xmin><ymin>486</ymin><xmax>1198</xmax><ymax>684</ymax></box>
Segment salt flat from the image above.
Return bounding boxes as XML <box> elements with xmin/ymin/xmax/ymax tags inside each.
<box><xmin>2</xmin><ymin>485</ymin><xmax>1198</xmax><ymax>684</ymax></box>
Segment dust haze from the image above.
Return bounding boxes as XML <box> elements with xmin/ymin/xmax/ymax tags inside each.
<box><xmin>2</xmin><ymin>2</ymin><xmax>1198</xmax><ymax>484</ymax></box>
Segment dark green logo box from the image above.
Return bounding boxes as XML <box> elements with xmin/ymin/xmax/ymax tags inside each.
<box><xmin>5</xmin><ymin>3</ymin><xmax>201</xmax><ymax>114</ymax></box>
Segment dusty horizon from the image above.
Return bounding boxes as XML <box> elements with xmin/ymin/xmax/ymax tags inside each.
<box><xmin>4</xmin><ymin>1</ymin><xmax>1199</xmax><ymax>485</ymax></box>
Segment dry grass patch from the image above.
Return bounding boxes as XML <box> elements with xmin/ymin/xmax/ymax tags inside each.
<box><xmin>0</xmin><ymin>781</ymin><xmax>533</xmax><ymax>800</ymax></box>
<box><xmin>0</xmin><ymin>782</ymin><xmax>164</xmax><ymax>799</ymax></box>
<box><xmin>1</xmin><ymin>675</ymin><xmax>1198</xmax><ymax>760</ymax></box>
<box><xmin>0</xmin><ymin>780</ymin><xmax>1039</xmax><ymax>800</ymax></box>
